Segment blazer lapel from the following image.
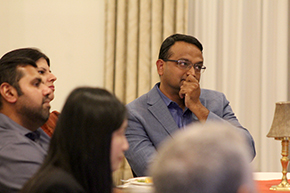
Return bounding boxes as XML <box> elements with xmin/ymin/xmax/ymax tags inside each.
<box><xmin>147</xmin><ymin>86</ymin><xmax>178</xmax><ymax>135</ymax></box>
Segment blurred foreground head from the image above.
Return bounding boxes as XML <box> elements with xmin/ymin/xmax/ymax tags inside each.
<box><xmin>21</xmin><ymin>87</ymin><xmax>128</xmax><ymax>193</ymax></box>
<box><xmin>150</xmin><ymin>122</ymin><xmax>256</xmax><ymax>193</ymax></box>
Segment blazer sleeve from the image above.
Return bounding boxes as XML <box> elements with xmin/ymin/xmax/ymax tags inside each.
<box><xmin>125</xmin><ymin>108</ymin><xmax>158</xmax><ymax>177</ymax></box>
<box><xmin>204</xmin><ymin>90</ymin><xmax>256</xmax><ymax>160</ymax></box>
<box><xmin>124</xmin><ymin>87</ymin><xmax>179</xmax><ymax>177</ymax></box>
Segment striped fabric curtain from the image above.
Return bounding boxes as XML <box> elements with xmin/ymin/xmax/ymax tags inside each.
<box><xmin>104</xmin><ymin>0</ymin><xmax>188</xmax><ymax>185</ymax></box>
<box><xmin>104</xmin><ymin>0</ymin><xmax>188</xmax><ymax>104</ymax></box>
<box><xmin>188</xmin><ymin>0</ymin><xmax>289</xmax><ymax>172</ymax></box>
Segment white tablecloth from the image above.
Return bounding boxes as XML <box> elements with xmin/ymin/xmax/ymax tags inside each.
<box><xmin>118</xmin><ymin>172</ymin><xmax>285</xmax><ymax>193</ymax></box>
<box><xmin>253</xmin><ymin>172</ymin><xmax>283</xmax><ymax>180</ymax></box>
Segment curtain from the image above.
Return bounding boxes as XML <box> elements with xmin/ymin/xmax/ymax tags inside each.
<box><xmin>188</xmin><ymin>0</ymin><xmax>289</xmax><ymax>172</ymax></box>
<box><xmin>104</xmin><ymin>0</ymin><xmax>188</xmax><ymax>104</ymax></box>
<box><xmin>104</xmin><ymin>0</ymin><xmax>188</xmax><ymax>184</ymax></box>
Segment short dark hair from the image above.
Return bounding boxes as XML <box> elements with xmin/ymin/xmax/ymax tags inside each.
<box><xmin>0</xmin><ymin>48</ymin><xmax>50</xmax><ymax>66</ymax></box>
<box><xmin>21</xmin><ymin>87</ymin><xmax>127</xmax><ymax>193</ymax></box>
<box><xmin>158</xmin><ymin>34</ymin><xmax>203</xmax><ymax>60</ymax></box>
<box><xmin>0</xmin><ymin>56</ymin><xmax>37</xmax><ymax>109</ymax></box>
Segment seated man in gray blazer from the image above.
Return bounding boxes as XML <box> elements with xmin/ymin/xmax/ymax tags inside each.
<box><xmin>124</xmin><ymin>33</ymin><xmax>256</xmax><ymax>177</ymax></box>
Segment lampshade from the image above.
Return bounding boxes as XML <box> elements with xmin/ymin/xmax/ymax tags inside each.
<box><xmin>267</xmin><ymin>101</ymin><xmax>290</xmax><ymax>138</ymax></box>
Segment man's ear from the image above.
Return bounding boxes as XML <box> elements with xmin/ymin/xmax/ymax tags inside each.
<box><xmin>156</xmin><ymin>59</ymin><xmax>165</xmax><ymax>76</ymax></box>
<box><xmin>0</xmin><ymin>83</ymin><xmax>18</xmax><ymax>103</ymax></box>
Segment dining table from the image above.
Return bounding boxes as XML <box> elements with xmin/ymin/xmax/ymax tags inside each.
<box><xmin>117</xmin><ymin>172</ymin><xmax>289</xmax><ymax>193</ymax></box>
<box><xmin>254</xmin><ymin>172</ymin><xmax>290</xmax><ymax>193</ymax></box>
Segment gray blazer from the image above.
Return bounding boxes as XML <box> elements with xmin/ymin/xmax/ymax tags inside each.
<box><xmin>125</xmin><ymin>83</ymin><xmax>256</xmax><ymax>176</ymax></box>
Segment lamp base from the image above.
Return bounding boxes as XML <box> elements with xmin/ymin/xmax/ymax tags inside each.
<box><xmin>270</xmin><ymin>181</ymin><xmax>290</xmax><ymax>191</ymax></box>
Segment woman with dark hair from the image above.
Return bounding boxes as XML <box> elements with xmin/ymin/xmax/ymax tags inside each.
<box><xmin>0</xmin><ymin>48</ymin><xmax>58</xmax><ymax>136</ymax></box>
<box><xmin>20</xmin><ymin>87</ymin><xmax>129</xmax><ymax>193</ymax></box>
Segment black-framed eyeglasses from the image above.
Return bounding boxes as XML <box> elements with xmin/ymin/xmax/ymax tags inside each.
<box><xmin>163</xmin><ymin>59</ymin><xmax>206</xmax><ymax>73</ymax></box>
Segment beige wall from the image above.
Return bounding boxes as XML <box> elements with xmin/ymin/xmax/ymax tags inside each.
<box><xmin>0</xmin><ymin>0</ymin><xmax>105</xmax><ymax>111</ymax></box>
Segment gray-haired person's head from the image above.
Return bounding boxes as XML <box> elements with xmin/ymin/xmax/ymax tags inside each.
<box><xmin>150</xmin><ymin>122</ymin><xmax>256</xmax><ymax>193</ymax></box>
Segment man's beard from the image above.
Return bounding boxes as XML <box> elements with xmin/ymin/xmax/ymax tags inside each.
<box><xmin>18</xmin><ymin>103</ymin><xmax>50</xmax><ymax>127</ymax></box>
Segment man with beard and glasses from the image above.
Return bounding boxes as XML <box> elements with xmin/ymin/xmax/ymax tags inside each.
<box><xmin>0</xmin><ymin>54</ymin><xmax>52</xmax><ymax>193</ymax></box>
<box><xmin>125</xmin><ymin>34</ymin><xmax>256</xmax><ymax>177</ymax></box>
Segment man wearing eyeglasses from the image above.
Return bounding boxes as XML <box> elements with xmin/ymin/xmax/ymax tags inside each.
<box><xmin>124</xmin><ymin>34</ymin><xmax>256</xmax><ymax>177</ymax></box>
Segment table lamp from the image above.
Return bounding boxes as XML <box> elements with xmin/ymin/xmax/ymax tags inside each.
<box><xmin>267</xmin><ymin>101</ymin><xmax>290</xmax><ymax>191</ymax></box>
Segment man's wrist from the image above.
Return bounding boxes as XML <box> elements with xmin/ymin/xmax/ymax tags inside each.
<box><xmin>188</xmin><ymin>102</ymin><xmax>209</xmax><ymax>122</ymax></box>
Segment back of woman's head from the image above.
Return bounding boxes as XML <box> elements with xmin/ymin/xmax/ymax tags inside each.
<box><xmin>0</xmin><ymin>47</ymin><xmax>50</xmax><ymax>65</ymax></box>
<box><xmin>48</xmin><ymin>87</ymin><xmax>127</xmax><ymax>193</ymax></box>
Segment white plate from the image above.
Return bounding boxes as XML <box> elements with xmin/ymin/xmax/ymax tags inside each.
<box><xmin>127</xmin><ymin>177</ymin><xmax>153</xmax><ymax>186</ymax></box>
